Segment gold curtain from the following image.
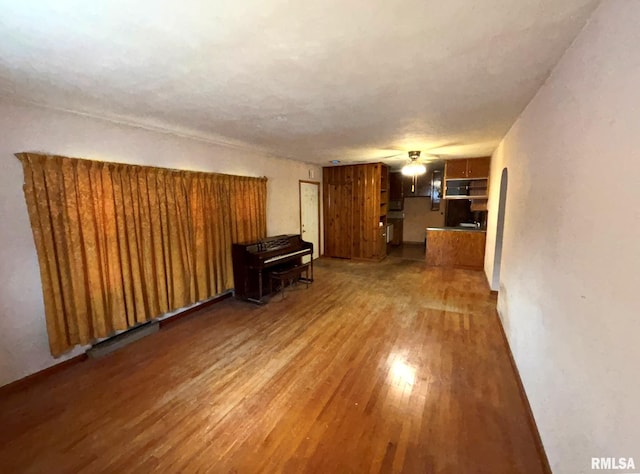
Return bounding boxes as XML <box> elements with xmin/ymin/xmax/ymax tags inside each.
<box><xmin>17</xmin><ymin>153</ymin><xmax>267</xmax><ymax>356</ymax></box>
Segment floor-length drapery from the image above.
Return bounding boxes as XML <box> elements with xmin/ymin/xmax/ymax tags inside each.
<box><xmin>17</xmin><ymin>152</ymin><xmax>267</xmax><ymax>356</ymax></box>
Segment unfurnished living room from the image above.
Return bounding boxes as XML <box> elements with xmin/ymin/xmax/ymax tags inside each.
<box><xmin>0</xmin><ymin>1</ymin><xmax>638</xmax><ymax>473</ymax></box>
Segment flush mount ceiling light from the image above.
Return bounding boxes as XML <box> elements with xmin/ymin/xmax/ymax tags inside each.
<box><xmin>401</xmin><ymin>151</ymin><xmax>427</xmax><ymax>176</ymax></box>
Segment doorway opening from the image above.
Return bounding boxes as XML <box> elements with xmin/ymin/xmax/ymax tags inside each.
<box><xmin>491</xmin><ymin>168</ymin><xmax>508</xmax><ymax>290</ymax></box>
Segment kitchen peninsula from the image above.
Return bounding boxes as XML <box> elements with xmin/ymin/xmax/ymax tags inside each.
<box><xmin>425</xmin><ymin>157</ymin><xmax>491</xmax><ymax>270</ymax></box>
<box><xmin>425</xmin><ymin>226</ymin><xmax>486</xmax><ymax>269</ymax></box>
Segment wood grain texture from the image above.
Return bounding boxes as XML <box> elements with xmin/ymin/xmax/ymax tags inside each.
<box><xmin>0</xmin><ymin>259</ymin><xmax>545</xmax><ymax>474</ymax></box>
<box><xmin>444</xmin><ymin>157</ymin><xmax>491</xmax><ymax>180</ymax></box>
<box><xmin>323</xmin><ymin>166</ymin><xmax>353</xmax><ymax>258</ymax></box>
<box><xmin>466</xmin><ymin>157</ymin><xmax>491</xmax><ymax>179</ymax></box>
<box><xmin>444</xmin><ymin>159</ymin><xmax>469</xmax><ymax>179</ymax></box>
<box><xmin>324</xmin><ymin>164</ymin><xmax>387</xmax><ymax>261</ymax></box>
<box><xmin>426</xmin><ymin>229</ymin><xmax>487</xmax><ymax>269</ymax></box>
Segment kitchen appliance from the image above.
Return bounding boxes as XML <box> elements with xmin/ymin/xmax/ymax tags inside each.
<box><xmin>386</xmin><ymin>223</ymin><xmax>393</xmax><ymax>244</ymax></box>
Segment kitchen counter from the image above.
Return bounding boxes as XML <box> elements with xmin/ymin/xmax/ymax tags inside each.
<box><xmin>426</xmin><ymin>226</ymin><xmax>486</xmax><ymax>233</ymax></box>
<box><xmin>425</xmin><ymin>227</ymin><xmax>486</xmax><ymax>269</ymax></box>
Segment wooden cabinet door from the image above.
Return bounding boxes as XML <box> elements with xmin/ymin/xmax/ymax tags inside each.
<box><xmin>467</xmin><ymin>157</ymin><xmax>491</xmax><ymax>178</ymax></box>
<box><xmin>445</xmin><ymin>159</ymin><xmax>468</xmax><ymax>179</ymax></box>
<box><xmin>402</xmin><ymin>173</ymin><xmax>430</xmax><ymax>197</ymax></box>
<box><xmin>415</xmin><ymin>173</ymin><xmax>430</xmax><ymax>197</ymax></box>
<box><xmin>389</xmin><ymin>172</ymin><xmax>403</xmax><ymax>200</ymax></box>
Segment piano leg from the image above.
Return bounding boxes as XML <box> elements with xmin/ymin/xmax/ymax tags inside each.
<box><xmin>245</xmin><ymin>270</ymin><xmax>267</xmax><ymax>305</ymax></box>
<box><xmin>300</xmin><ymin>256</ymin><xmax>313</xmax><ymax>287</ymax></box>
<box><xmin>249</xmin><ymin>271</ymin><xmax>265</xmax><ymax>304</ymax></box>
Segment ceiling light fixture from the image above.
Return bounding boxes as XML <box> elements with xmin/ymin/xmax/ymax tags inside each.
<box><xmin>401</xmin><ymin>151</ymin><xmax>426</xmax><ymax>176</ymax></box>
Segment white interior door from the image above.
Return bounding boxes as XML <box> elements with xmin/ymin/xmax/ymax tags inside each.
<box><xmin>300</xmin><ymin>181</ymin><xmax>320</xmax><ymax>263</ymax></box>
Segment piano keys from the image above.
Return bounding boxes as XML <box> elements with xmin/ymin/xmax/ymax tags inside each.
<box><xmin>232</xmin><ymin>234</ymin><xmax>313</xmax><ymax>304</ymax></box>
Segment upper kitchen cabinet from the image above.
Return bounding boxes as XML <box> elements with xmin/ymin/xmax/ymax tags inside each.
<box><xmin>444</xmin><ymin>159</ymin><xmax>468</xmax><ymax>179</ymax></box>
<box><xmin>467</xmin><ymin>157</ymin><xmax>491</xmax><ymax>178</ymax></box>
<box><xmin>389</xmin><ymin>172</ymin><xmax>403</xmax><ymax>200</ymax></box>
<box><xmin>444</xmin><ymin>157</ymin><xmax>491</xmax><ymax>180</ymax></box>
<box><xmin>402</xmin><ymin>172</ymin><xmax>430</xmax><ymax>197</ymax></box>
<box><xmin>443</xmin><ymin>157</ymin><xmax>491</xmax><ymax>210</ymax></box>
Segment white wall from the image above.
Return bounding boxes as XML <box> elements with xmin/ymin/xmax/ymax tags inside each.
<box><xmin>0</xmin><ymin>99</ymin><xmax>321</xmax><ymax>387</ymax></box>
<box><xmin>484</xmin><ymin>2</ymin><xmax>640</xmax><ymax>472</ymax></box>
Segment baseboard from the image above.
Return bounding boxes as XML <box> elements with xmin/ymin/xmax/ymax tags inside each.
<box><xmin>484</xmin><ymin>272</ymin><xmax>499</xmax><ymax>296</ymax></box>
<box><xmin>87</xmin><ymin>321</ymin><xmax>160</xmax><ymax>359</ymax></box>
<box><xmin>494</xmin><ymin>310</ymin><xmax>552</xmax><ymax>474</ymax></box>
<box><xmin>0</xmin><ymin>291</ymin><xmax>232</xmax><ymax>395</ymax></box>
<box><xmin>158</xmin><ymin>291</ymin><xmax>231</xmax><ymax>328</ymax></box>
<box><xmin>0</xmin><ymin>353</ymin><xmax>88</xmax><ymax>397</ymax></box>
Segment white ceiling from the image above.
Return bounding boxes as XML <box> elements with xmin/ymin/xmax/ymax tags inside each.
<box><xmin>0</xmin><ymin>0</ymin><xmax>600</xmax><ymax>166</ymax></box>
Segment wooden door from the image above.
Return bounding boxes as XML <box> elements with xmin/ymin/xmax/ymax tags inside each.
<box><xmin>467</xmin><ymin>157</ymin><xmax>491</xmax><ymax>178</ymax></box>
<box><xmin>299</xmin><ymin>181</ymin><xmax>320</xmax><ymax>262</ymax></box>
<box><xmin>444</xmin><ymin>159</ymin><xmax>468</xmax><ymax>179</ymax></box>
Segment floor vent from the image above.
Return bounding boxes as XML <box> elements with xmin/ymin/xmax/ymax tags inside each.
<box><xmin>87</xmin><ymin>321</ymin><xmax>159</xmax><ymax>359</ymax></box>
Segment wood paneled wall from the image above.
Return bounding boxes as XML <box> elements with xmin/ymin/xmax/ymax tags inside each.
<box><xmin>425</xmin><ymin>229</ymin><xmax>486</xmax><ymax>269</ymax></box>
<box><xmin>323</xmin><ymin>163</ymin><xmax>386</xmax><ymax>260</ymax></box>
<box><xmin>323</xmin><ymin>165</ymin><xmax>353</xmax><ymax>258</ymax></box>
<box><xmin>352</xmin><ymin>163</ymin><xmax>381</xmax><ymax>260</ymax></box>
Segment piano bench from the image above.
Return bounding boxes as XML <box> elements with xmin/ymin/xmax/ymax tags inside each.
<box><xmin>269</xmin><ymin>264</ymin><xmax>311</xmax><ymax>300</ymax></box>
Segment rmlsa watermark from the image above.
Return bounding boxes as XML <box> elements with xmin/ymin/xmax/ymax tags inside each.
<box><xmin>591</xmin><ymin>457</ymin><xmax>636</xmax><ymax>470</ymax></box>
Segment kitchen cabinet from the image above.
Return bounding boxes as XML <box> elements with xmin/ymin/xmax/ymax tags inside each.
<box><xmin>402</xmin><ymin>172</ymin><xmax>430</xmax><ymax>197</ymax></box>
<box><xmin>467</xmin><ymin>157</ymin><xmax>491</xmax><ymax>178</ymax></box>
<box><xmin>444</xmin><ymin>160</ymin><xmax>468</xmax><ymax>179</ymax></box>
<box><xmin>388</xmin><ymin>218</ymin><xmax>403</xmax><ymax>246</ymax></box>
<box><xmin>444</xmin><ymin>157</ymin><xmax>490</xmax><ymax>180</ymax></box>
<box><xmin>323</xmin><ymin>163</ymin><xmax>388</xmax><ymax>260</ymax></box>
<box><xmin>443</xmin><ymin>157</ymin><xmax>491</xmax><ymax>208</ymax></box>
<box><xmin>425</xmin><ymin>228</ymin><xmax>486</xmax><ymax>269</ymax></box>
<box><xmin>444</xmin><ymin>180</ymin><xmax>488</xmax><ymax>199</ymax></box>
<box><xmin>389</xmin><ymin>172</ymin><xmax>403</xmax><ymax>200</ymax></box>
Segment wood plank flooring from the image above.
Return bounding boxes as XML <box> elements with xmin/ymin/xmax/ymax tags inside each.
<box><xmin>387</xmin><ymin>243</ymin><xmax>425</xmax><ymax>262</ymax></box>
<box><xmin>0</xmin><ymin>258</ymin><xmax>545</xmax><ymax>473</ymax></box>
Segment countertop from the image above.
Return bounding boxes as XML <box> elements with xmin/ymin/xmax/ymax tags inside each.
<box><xmin>426</xmin><ymin>226</ymin><xmax>487</xmax><ymax>233</ymax></box>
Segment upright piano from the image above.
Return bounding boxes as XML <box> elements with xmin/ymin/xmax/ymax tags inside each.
<box><xmin>232</xmin><ymin>234</ymin><xmax>313</xmax><ymax>304</ymax></box>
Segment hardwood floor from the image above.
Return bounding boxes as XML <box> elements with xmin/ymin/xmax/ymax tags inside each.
<box><xmin>387</xmin><ymin>243</ymin><xmax>425</xmax><ymax>262</ymax></box>
<box><xmin>0</xmin><ymin>258</ymin><xmax>546</xmax><ymax>473</ymax></box>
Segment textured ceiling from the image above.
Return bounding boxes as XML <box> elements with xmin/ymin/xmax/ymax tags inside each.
<box><xmin>0</xmin><ymin>0</ymin><xmax>599</xmax><ymax>166</ymax></box>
